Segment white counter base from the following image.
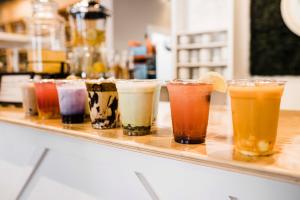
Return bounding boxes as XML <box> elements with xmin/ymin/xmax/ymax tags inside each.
<box><xmin>1</xmin><ymin>121</ymin><xmax>300</xmax><ymax>200</ymax></box>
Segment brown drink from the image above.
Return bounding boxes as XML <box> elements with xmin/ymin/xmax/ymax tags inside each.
<box><xmin>86</xmin><ymin>80</ymin><xmax>119</xmax><ymax>129</ymax></box>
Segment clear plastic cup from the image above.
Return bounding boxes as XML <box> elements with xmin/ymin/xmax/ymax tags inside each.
<box><xmin>130</xmin><ymin>79</ymin><xmax>162</xmax><ymax>124</ymax></box>
<box><xmin>34</xmin><ymin>79</ymin><xmax>60</xmax><ymax>119</ymax></box>
<box><xmin>56</xmin><ymin>80</ymin><xmax>87</xmax><ymax>124</ymax></box>
<box><xmin>86</xmin><ymin>79</ymin><xmax>119</xmax><ymax>129</ymax></box>
<box><xmin>228</xmin><ymin>79</ymin><xmax>285</xmax><ymax>156</ymax></box>
<box><xmin>21</xmin><ymin>80</ymin><xmax>38</xmax><ymax>116</ymax></box>
<box><xmin>116</xmin><ymin>80</ymin><xmax>158</xmax><ymax>136</ymax></box>
<box><xmin>167</xmin><ymin>80</ymin><xmax>213</xmax><ymax>144</ymax></box>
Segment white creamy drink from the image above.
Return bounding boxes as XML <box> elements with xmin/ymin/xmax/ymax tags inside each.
<box><xmin>116</xmin><ymin>80</ymin><xmax>157</xmax><ymax>136</ymax></box>
<box><xmin>127</xmin><ymin>79</ymin><xmax>162</xmax><ymax>124</ymax></box>
<box><xmin>22</xmin><ymin>81</ymin><xmax>38</xmax><ymax>116</ymax></box>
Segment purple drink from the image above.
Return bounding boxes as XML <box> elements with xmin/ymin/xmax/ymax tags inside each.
<box><xmin>56</xmin><ymin>80</ymin><xmax>87</xmax><ymax>124</ymax></box>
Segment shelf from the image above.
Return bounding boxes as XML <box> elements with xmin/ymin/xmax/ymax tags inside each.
<box><xmin>0</xmin><ymin>32</ymin><xmax>29</xmax><ymax>48</ymax></box>
<box><xmin>177</xmin><ymin>62</ymin><xmax>227</xmax><ymax>68</ymax></box>
<box><xmin>177</xmin><ymin>29</ymin><xmax>227</xmax><ymax>36</ymax></box>
<box><xmin>177</xmin><ymin>42</ymin><xmax>227</xmax><ymax>50</ymax></box>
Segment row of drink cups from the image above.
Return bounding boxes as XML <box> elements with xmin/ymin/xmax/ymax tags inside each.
<box><xmin>22</xmin><ymin>79</ymin><xmax>161</xmax><ymax>136</ymax></box>
<box><xmin>22</xmin><ymin>78</ymin><xmax>286</xmax><ymax>157</ymax></box>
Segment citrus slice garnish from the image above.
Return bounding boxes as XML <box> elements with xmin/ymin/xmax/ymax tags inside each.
<box><xmin>200</xmin><ymin>71</ymin><xmax>227</xmax><ymax>93</ymax></box>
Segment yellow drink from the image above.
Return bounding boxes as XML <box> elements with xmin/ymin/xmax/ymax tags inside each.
<box><xmin>228</xmin><ymin>80</ymin><xmax>285</xmax><ymax>156</ymax></box>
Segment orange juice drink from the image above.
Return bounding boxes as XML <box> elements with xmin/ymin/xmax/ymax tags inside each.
<box><xmin>228</xmin><ymin>80</ymin><xmax>285</xmax><ymax>156</ymax></box>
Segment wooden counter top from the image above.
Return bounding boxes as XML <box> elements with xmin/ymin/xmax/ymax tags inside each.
<box><xmin>1</xmin><ymin>104</ymin><xmax>300</xmax><ymax>185</ymax></box>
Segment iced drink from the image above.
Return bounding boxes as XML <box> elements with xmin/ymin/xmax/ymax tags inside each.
<box><xmin>86</xmin><ymin>80</ymin><xmax>119</xmax><ymax>129</ymax></box>
<box><xmin>21</xmin><ymin>80</ymin><xmax>38</xmax><ymax>116</ymax></box>
<box><xmin>228</xmin><ymin>80</ymin><xmax>285</xmax><ymax>156</ymax></box>
<box><xmin>56</xmin><ymin>80</ymin><xmax>87</xmax><ymax>124</ymax></box>
<box><xmin>167</xmin><ymin>80</ymin><xmax>213</xmax><ymax>144</ymax></box>
<box><xmin>34</xmin><ymin>80</ymin><xmax>60</xmax><ymax>119</ymax></box>
<box><xmin>131</xmin><ymin>79</ymin><xmax>162</xmax><ymax>124</ymax></box>
<box><xmin>116</xmin><ymin>80</ymin><xmax>157</xmax><ymax>136</ymax></box>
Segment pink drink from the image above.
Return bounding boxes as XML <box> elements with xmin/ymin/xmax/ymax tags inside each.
<box><xmin>167</xmin><ymin>80</ymin><xmax>213</xmax><ymax>144</ymax></box>
<box><xmin>34</xmin><ymin>80</ymin><xmax>60</xmax><ymax>119</ymax></box>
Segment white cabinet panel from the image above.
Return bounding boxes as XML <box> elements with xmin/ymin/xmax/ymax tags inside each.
<box><xmin>0</xmin><ymin>123</ymin><xmax>46</xmax><ymax>200</ymax></box>
<box><xmin>1</xmin><ymin>121</ymin><xmax>300</xmax><ymax>200</ymax></box>
<box><xmin>136</xmin><ymin>156</ymin><xmax>300</xmax><ymax>200</ymax></box>
<box><xmin>19</xmin><ymin>149</ymin><xmax>152</xmax><ymax>200</ymax></box>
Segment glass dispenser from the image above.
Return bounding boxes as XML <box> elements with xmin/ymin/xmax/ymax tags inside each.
<box><xmin>27</xmin><ymin>0</ymin><xmax>66</xmax><ymax>74</ymax></box>
<box><xmin>69</xmin><ymin>0</ymin><xmax>110</xmax><ymax>78</ymax></box>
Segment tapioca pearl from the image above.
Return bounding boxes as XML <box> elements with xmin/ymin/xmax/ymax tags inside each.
<box><xmin>257</xmin><ymin>140</ymin><xmax>270</xmax><ymax>152</ymax></box>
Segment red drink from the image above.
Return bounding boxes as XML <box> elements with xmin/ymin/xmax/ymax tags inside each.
<box><xmin>34</xmin><ymin>80</ymin><xmax>60</xmax><ymax>119</ymax></box>
<box><xmin>167</xmin><ymin>80</ymin><xmax>213</xmax><ymax>144</ymax></box>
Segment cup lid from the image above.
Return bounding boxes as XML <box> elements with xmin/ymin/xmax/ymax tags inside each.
<box><xmin>69</xmin><ymin>0</ymin><xmax>110</xmax><ymax>20</ymax></box>
<box><xmin>116</xmin><ymin>80</ymin><xmax>157</xmax><ymax>93</ymax></box>
<box><xmin>167</xmin><ymin>79</ymin><xmax>212</xmax><ymax>85</ymax></box>
<box><xmin>228</xmin><ymin>79</ymin><xmax>286</xmax><ymax>87</ymax></box>
<box><xmin>56</xmin><ymin>79</ymin><xmax>86</xmax><ymax>86</ymax></box>
<box><xmin>34</xmin><ymin>79</ymin><xmax>55</xmax><ymax>83</ymax></box>
<box><xmin>85</xmin><ymin>78</ymin><xmax>116</xmax><ymax>84</ymax></box>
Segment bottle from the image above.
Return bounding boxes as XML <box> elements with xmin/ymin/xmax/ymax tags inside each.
<box><xmin>27</xmin><ymin>0</ymin><xmax>66</xmax><ymax>74</ymax></box>
<box><xmin>69</xmin><ymin>0</ymin><xmax>110</xmax><ymax>78</ymax></box>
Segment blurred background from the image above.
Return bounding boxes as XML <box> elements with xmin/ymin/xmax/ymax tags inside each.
<box><xmin>0</xmin><ymin>0</ymin><xmax>299</xmax><ymax>109</ymax></box>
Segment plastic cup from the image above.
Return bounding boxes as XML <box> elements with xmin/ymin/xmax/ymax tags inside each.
<box><xmin>167</xmin><ymin>80</ymin><xmax>213</xmax><ymax>144</ymax></box>
<box><xmin>130</xmin><ymin>79</ymin><xmax>162</xmax><ymax>124</ymax></box>
<box><xmin>56</xmin><ymin>80</ymin><xmax>87</xmax><ymax>124</ymax></box>
<box><xmin>116</xmin><ymin>80</ymin><xmax>157</xmax><ymax>136</ymax></box>
<box><xmin>151</xmin><ymin>80</ymin><xmax>162</xmax><ymax>124</ymax></box>
<box><xmin>228</xmin><ymin>79</ymin><xmax>285</xmax><ymax>156</ymax></box>
<box><xmin>34</xmin><ymin>79</ymin><xmax>60</xmax><ymax>119</ymax></box>
<box><xmin>21</xmin><ymin>80</ymin><xmax>38</xmax><ymax>116</ymax></box>
<box><xmin>86</xmin><ymin>79</ymin><xmax>119</xmax><ymax>129</ymax></box>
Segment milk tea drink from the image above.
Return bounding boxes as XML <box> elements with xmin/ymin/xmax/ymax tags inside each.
<box><xmin>22</xmin><ymin>80</ymin><xmax>38</xmax><ymax>116</ymax></box>
<box><xmin>116</xmin><ymin>80</ymin><xmax>157</xmax><ymax>136</ymax></box>
<box><xmin>86</xmin><ymin>80</ymin><xmax>119</xmax><ymax>129</ymax></box>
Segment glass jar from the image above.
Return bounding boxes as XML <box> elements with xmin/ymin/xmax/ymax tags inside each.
<box><xmin>27</xmin><ymin>0</ymin><xmax>66</xmax><ymax>74</ymax></box>
<box><xmin>69</xmin><ymin>0</ymin><xmax>110</xmax><ymax>78</ymax></box>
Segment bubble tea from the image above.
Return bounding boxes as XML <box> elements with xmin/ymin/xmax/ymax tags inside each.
<box><xmin>116</xmin><ymin>80</ymin><xmax>157</xmax><ymax>136</ymax></box>
<box><xmin>22</xmin><ymin>80</ymin><xmax>38</xmax><ymax>116</ymax></box>
<box><xmin>130</xmin><ymin>80</ymin><xmax>162</xmax><ymax>124</ymax></box>
<box><xmin>86</xmin><ymin>80</ymin><xmax>119</xmax><ymax>129</ymax></box>
<box><xmin>56</xmin><ymin>80</ymin><xmax>87</xmax><ymax>124</ymax></box>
